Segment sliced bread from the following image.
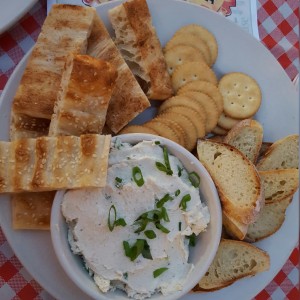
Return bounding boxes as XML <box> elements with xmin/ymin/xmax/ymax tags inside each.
<box><xmin>259</xmin><ymin>169</ymin><xmax>299</xmax><ymax>203</ymax></box>
<box><xmin>245</xmin><ymin>196</ymin><xmax>292</xmax><ymax>242</ymax></box>
<box><xmin>194</xmin><ymin>239</ymin><xmax>270</xmax><ymax>291</ymax></box>
<box><xmin>222</xmin><ymin>211</ymin><xmax>248</xmax><ymax>240</ymax></box>
<box><xmin>223</xmin><ymin>119</ymin><xmax>263</xmax><ymax>163</ymax></box>
<box><xmin>197</xmin><ymin>139</ymin><xmax>264</xmax><ymax>224</ymax></box>
<box><xmin>256</xmin><ymin>134</ymin><xmax>299</xmax><ymax>170</ymax></box>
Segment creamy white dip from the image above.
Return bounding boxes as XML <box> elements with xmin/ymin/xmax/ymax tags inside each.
<box><xmin>62</xmin><ymin>140</ymin><xmax>210</xmax><ymax>299</ymax></box>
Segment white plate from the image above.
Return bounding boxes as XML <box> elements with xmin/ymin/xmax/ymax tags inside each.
<box><xmin>0</xmin><ymin>0</ymin><xmax>38</xmax><ymax>34</ymax></box>
<box><xmin>0</xmin><ymin>0</ymin><xmax>298</xmax><ymax>299</ymax></box>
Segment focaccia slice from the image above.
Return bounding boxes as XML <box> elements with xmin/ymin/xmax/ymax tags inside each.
<box><xmin>87</xmin><ymin>12</ymin><xmax>150</xmax><ymax>133</ymax></box>
<box><xmin>109</xmin><ymin>0</ymin><xmax>173</xmax><ymax>100</ymax></box>
<box><xmin>12</xmin><ymin>4</ymin><xmax>96</xmax><ymax>120</ymax></box>
<box><xmin>49</xmin><ymin>54</ymin><xmax>117</xmax><ymax>136</ymax></box>
<box><xmin>0</xmin><ymin>134</ymin><xmax>111</xmax><ymax>193</ymax></box>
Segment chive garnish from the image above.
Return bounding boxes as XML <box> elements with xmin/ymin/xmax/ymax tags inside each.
<box><xmin>123</xmin><ymin>239</ymin><xmax>152</xmax><ymax>261</ymax></box>
<box><xmin>177</xmin><ymin>165</ymin><xmax>183</xmax><ymax>177</ymax></box>
<box><xmin>156</xmin><ymin>223</ymin><xmax>170</xmax><ymax>234</ymax></box>
<box><xmin>175</xmin><ymin>189</ymin><xmax>181</xmax><ymax>197</ymax></box>
<box><xmin>153</xmin><ymin>267</ymin><xmax>168</xmax><ymax>278</ymax></box>
<box><xmin>187</xmin><ymin>233</ymin><xmax>197</xmax><ymax>247</ymax></box>
<box><xmin>123</xmin><ymin>272</ymin><xmax>128</xmax><ymax>280</ymax></box>
<box><xmin>132</xmin><ymin>166</ymin><xmax>144</xmax><ymax>187</ymax></box>
<box><xmin>188</xmin><ymin>171</ymin><xmax>201</xmax><ymax>188</ymax></box>
<box><xmin>179</xmin><ymin>194</ymin><xmax>191</xmax><ymax>211</ymax></box>
<box><xmin>161</xmin><ymin>207</ymin><xmax>170</xmax><ymax>222</ymax></box>
<box><xmin>155</xmin><ymin>141</ymin><xmax>160</xmax><ymax>145</ymax></box>
<box><xmin>156</xmin><ymin>193</ymin><xmax>173</xmax><ymax>208</ymax></box>
<box><xmin>108</xmin><ymin>205</ymin><xmax>126</xmax><ymax>231</ymax></box>
<box><xmin>155</xmin><ymin>161</ymin><xmax>167</xmax><ymax>173</ymax></box>
<box><xmin>144</xmin><ymin>230</ymin><xmax>156</xmax><ymax>239</ymax></box>
<box><xmin>179</xmin><ymin>222</ymin><xmax>182</xmax><ymax>231</ymax></box>
<box><xmin>155</xmin><ymin>146</ymin><xmax>173</xmax><ymax>175</ymax></box>
<box><xmin>115</xmin><ymin>177</ymin><xmax>123</xmax><ymax>188</ymax></box>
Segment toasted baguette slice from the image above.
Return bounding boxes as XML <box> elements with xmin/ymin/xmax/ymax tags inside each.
<box><xmin>245</xmin><ymin>196</ymin><xmax>292</xmax><ymax>242</ymax></box>
<box><xmin>223</xmin><ymin>119</ymin><xmax>263</xmax><ymax>163</ymax></box>
<box><xmin>12</xmin><ymin>4</ymin><xmax>95</xmax><ymax>120</ymax></box>
<box><xmin>222</xmin><ymin>211</ymin><xmax>248</xmax><ymax>240</ymax></box>
<box><xmin>0</xmin><ymin>134</ymin><xmax>110</xmax><ymax>193</ymax></box>
<box><xmin>87</xmin><ymin>13</ymin><xmax>150</xmax><ymax>133</ymax></box>
<box><xmin>49</xmin><ymin>54</ymin><xmax>117</xmax><ymax>136</ymax></box>
<box><xmin>194</xmin><ymin>239</ymin><xmax>270</xmax><ymax>291</ymax></box>
<box><xmin>256</xmin><ymin>134</ymin><xmax>299</xmax><ymax>170</ymax></box>
<box><xmin>197</xmin><ymin>139</ymin><xmax>264</xmax><ymax>224</ymax></box>
<box><xmin>259</xmin><ymin>169</ymin><xmax>299</xmax><ymax>203</ymax></box>
<box><xmin>108</xmin><ymin>0</ymin><xmax>173</xmax><ymax>100</ymax></box>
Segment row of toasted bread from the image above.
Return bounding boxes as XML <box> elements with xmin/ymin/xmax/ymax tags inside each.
<box><xmin>195</xmin><ymin>119</ymin><xmax>298</xmax><ymax>291</ymax></box>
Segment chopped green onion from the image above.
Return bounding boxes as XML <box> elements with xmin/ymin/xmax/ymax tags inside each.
<box><xmin>108</xmin><ymin>205</ymin><xmax>117</xmax><ymax>231</ymax></box>
<box><xmin>132</xmin><ymin>166</ymin><xmax>144</xmax><ymax>187</ymax></box>
<box><xmin>123</xmin><ymin>239</ymin><xmax>152</xmax><ymax>261</ymax></box>
<box><xmin>153</xmin><ymin>267</ymin><xmax>168</xmax><ymax>278</ymax></box>
<box><xmin>187</xmin><ymin>233</ymin><xmax>197</xmax><ymax>247</ymax></box>
<box><xmin>155</xmin><ymin>161</ymin><xmax>167</xmax><ymax>173</ymax></box>
<box><xmin>144</xmin><ymin>230</ymin><xmax>156</xmax><ymax>239</ymax></box>
<box><xmin>179</xmin><ymin>222</ymin><xmax>182</xmax><ymax>231</ymax></box>
<box><xmin>156</xmin><ymin>193</ymin><xmax>173</xmax><ymax>208</ymax></box>
<box><xmin>161</xmin><ymin>207</ymin><xmax>170</xmax><ymax>222</ymax></box>
<box><xmin>156</xmin><ymin>223</ymin><xmax>170</xmax><ymax>234</ymax></box>
<box><xmin>177</xmin><ymin>165</ymin><xmax>183</xmax><ymax>177</ymax></box>
<box><xmin>175</xmin><ymin>189</ymin><xmax>181</xmax><ymax>197</ymax></box>
<box><xmin>155</xmin><ymin>141</ymin><xmax>160</xmax><ymax>145</ymax></box>
<box><xmin>115</xmin><ymin>177</ymin><xmax>123</xmax><ymax>188</ymax></box>
<box><xmin>163</xmin><ymin>146</ymin><xmax>173</xmax><ymax>175</ymax></box>
<box><xmin>123</xmin><ymin>272</ymin><xmax>128</xmax><ymax>280</ymax></box>
<box><xmin>108</xmin><ymin>205</ymin><xmax>126</xmax><ymax>231</ymax></box>
<box><xmin>188</xmin><ymin>171</ymin><xmax>201</xmax><ymax>188</ymax></box>
<box><xmin>179</xmin><ymin>194</ymin><xmax>191</xmax><ymax>211</ymax></box>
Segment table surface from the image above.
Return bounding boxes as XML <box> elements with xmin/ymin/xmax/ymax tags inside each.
<box><xmin>0</xmin><ymin>0</ymin><xmax>299</xmax><ymax>299</ymax></box>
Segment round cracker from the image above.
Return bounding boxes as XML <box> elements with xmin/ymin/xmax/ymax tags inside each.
<box><xmin>219</xmin><ymin>72</ymin><xmax>262</xmax><ymax>119</ymax></box>
<box><xmin>174</xmin><ymin>24</ymin><xmax>218</xmax><ymax>65</ymax></box>
<box><xmin>177</xmin><ymin>80</ymin><xmax>223</xmax><ymax>115</ymax></box>
<box><xmin>181</xmin><ymin>91</ymin><xmax>219</xmax><ymax>133</ymax></box>
<box><xmin>212</xmin><ymin>125</ymin><xmax>228</xmax><ymax>136</ymax></box>
<box><xmin>120</xmin><ymin>125</ymin><xmax>159</xmax><ymax>135</ymax></box>
<box><xmin>154</xmin><ymin>115</ymin><xmax>187</xmax><ymax>148</ymax></box>
<box><xmin>158</xmin><ymin>95</ymin><xmax>207</xmax><ymax>125</ymax></box>
<box><xmin>164</xmin><ymin>106</ymin><xmax>206</xmax><ymax>138</ymax></box>
<box><xmin>165</xmin><ymin>33</ymin><xmax>211</xmax><ymax>65</ymax></box>
<box><xmin>217</xmin><ymin>113</ymin><xmax>240</xmax><ymax>130</ymax></box>
<box><xmin>172</xmin><ymin>61</ymin><xmax>218</xmax><ymax>92</ymax></box>
<box><xmin>164</xmin><ymin>45</ymin><xmax>206</xmax><ymax>75</ymax></box>
<box><xmin>143</xmin><ymin>119</ymin><xmax>181</xmax><ymax>145</ymax></box>
<box><xmin>159</xmin><ymin>111</ymin><xmax>198</xmax><ymax>151</ymax></box>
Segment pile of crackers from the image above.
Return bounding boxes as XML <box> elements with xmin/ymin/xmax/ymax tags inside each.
<box><xmin>122</xmin><ymin>24</ymin><xmax>262</xmax><ymax>151</ymax></box>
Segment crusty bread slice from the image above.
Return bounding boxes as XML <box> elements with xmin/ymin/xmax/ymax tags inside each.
<box><xmin>87</xmin><ymin>13</ymin><xmax>150</xmax><ymax>133</ymax></box>
<box><xmin>49</xmin><ymin>54</ymin><xmax>117</xmax><ymax>136</ymax></box>
<box><xmin>259</xmin><ymin>169</ymin><xmax>299</xmax><ymax>203</ymax></box>
<box><xmin>197</xmin><ymin>139</ymin><xmax>264</xmax><ymax>224</ymax></box>
<box><xmin>223</xmin><ymin>119</ymin><xmax>263</xmax><ymax>163</ymax></box>
<box><xmin>256</xmin><ymin>134</ymin><xmax>299</xmax><ymax>170</ymax></box>
<box><xmin>258</xmin><ymin>141</ymin><xmax>272</xmax><ymax>158</ymax></box>
<box><xmin>194</xmin><ymin>239</ymin><xmax>270</xmax><ymax>291</ymax></box>
<box><xmin>12</xmin><ymin>4</ymin><xmax>95</xmax><ymax>120</ymax></box>
<box><xmin>245</xmin><ymin>196</ymin><xmax>292</xmax><ymax>242</ymax></box>
<box><xmin>222</xmin><ymin>211</ymin><xmax>248</xmax><ymax>240</ymax></box>
<box><xmin>108</xmin><ymin>0</ymin><xmax>173</xmax><ymax>100</ymax></box>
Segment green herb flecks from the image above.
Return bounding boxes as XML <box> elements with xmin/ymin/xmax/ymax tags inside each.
<box><xmin>123</xmin><ymin>239</ymin><xmax>152</xmax><ymax>261</ymax></box>
<box><xmin>179</xmin><ymin>194</ymin><xmax>191</xmax><ymax>211</ymax></box>
<box><xmin>132</xmin><ymin>166</ymin><xmax>144</xmax><ymax>187</ymax></box>
<box><xmin>144</xmin><ymin>230</ymin><xmax>156</xmax><ymax>239</ymax></box>
<box><xmin>175</xmin><ymin>189</ymin><xmax>181</xmax><ymax>197</ymax></box>
<box><xmin>186</xmin><ymin>233</ymin><xmax>197</xmax><ymax>247</ymax></box>
<box><xmin>156</xmin><ymin>193</ymin><xmax>173</xmax><ymax>208</ymax></box>
<box><xmin>188</xmin><ymin>171</ymin><xmax>200</xmax><ymax>188</ymax></box>
<box><xmin>115</xmin><ymin>177</ymin><xmax>123</xmax><ymax>189</ymax></box>
<box><xmin>177</xmin><ymin>165</ymin><xmax>183</xmax><ymax>177</ymax></box>
<box><xmin>155</xmin><ymin>146</ymin><xmax>173</xmax><ymax>176</ymax></box>
<box><xmin>153</xmin><ymin>267</ymin><xmax>168</xmax><ymax>278</ymax></box>
<box><xmin>178</xmin><ymin>222</ymin><xmax>182</xmax><ymax>231</ymax></box>
<box><xmin>108</xmin><ymin>205</ymin><xmax>127</xmax><ymax>231</ymax></box>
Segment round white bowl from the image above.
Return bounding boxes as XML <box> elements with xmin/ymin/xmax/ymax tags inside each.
<box><xmin>51</xmin><ymin>133</ymin><xmax>222</xmax><ymax>300</ymax></box>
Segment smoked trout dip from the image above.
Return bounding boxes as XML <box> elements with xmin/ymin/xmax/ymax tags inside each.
<box><xmin>62</xmin><ymin>139</ymin><xmax>210</xmax><ymax>299</ymax></box>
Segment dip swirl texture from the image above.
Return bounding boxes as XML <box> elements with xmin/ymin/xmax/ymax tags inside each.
<box><xmin>62</xmin><ymin>140</ymin><xmax>210</xmax><ymax>299</ymax></box>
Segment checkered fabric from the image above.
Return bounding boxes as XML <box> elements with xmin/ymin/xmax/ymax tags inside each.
<box><xmin>0</xmin><ymin>0</ymin><xmax>299</xmax><ymax>299</ymax></box>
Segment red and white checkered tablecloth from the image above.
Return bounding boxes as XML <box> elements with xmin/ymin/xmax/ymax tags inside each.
<box><xmin>0</xmin><ymin>0</ymin><xmax>299</xmax><ymax>299</ymax></box>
